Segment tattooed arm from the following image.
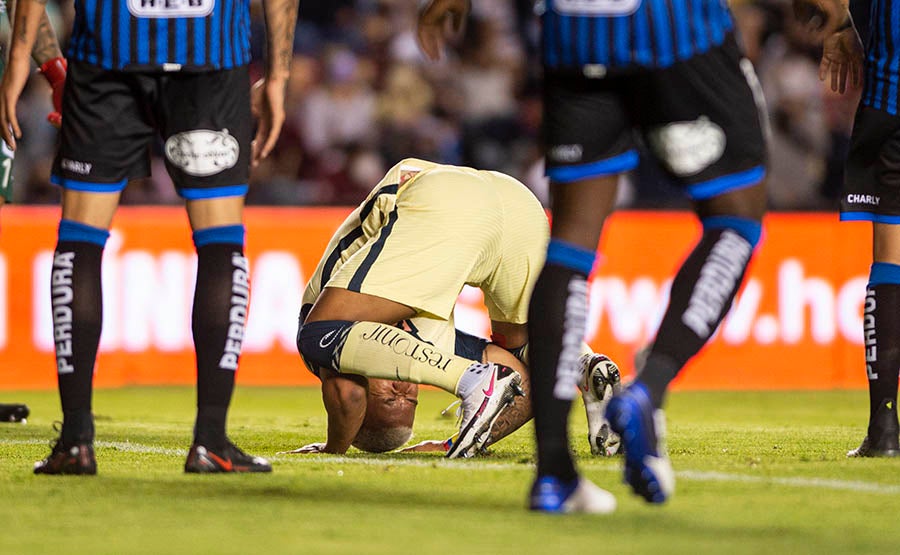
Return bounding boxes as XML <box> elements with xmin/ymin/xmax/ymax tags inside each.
<box><xmin>5</xmin><ymin>0</ymin><xmax>66</xmax><ymax>127</ymax></box>
<box><xmin>251</xmin><ymin>0</ymin><xmax>300</xmax><ymax>166</ymax></box>
<box><xmin>0</xmin><ymin>0</ymin><xmax>46</xmax><ymax>148</ymax></box>
<box><xmin>5</xmin><ymin>0</ymin><xmax>62</xmax><ymax>65</ymax></box>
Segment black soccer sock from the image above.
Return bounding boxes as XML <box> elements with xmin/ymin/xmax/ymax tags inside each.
<box><xmin>863</xmin><ymin>264</ymin><xmax>900</xmax><ymax>436</ymax></box>
<box><xmin>53</xmin><ymin>219</ymin><xmax>109</xmax><ymax>444</ymax></box>
<box><xmin>640</xmin><ymin>217</ymin><xmax>761</xmax><ymax>409</ymax></box>
<box><xmin>529</xmin><ymin>239</ymin><xmax>595</xmax><ymax>482</ymax></box>
<box><xmin>191</xmin><ymin>225</ymin><xmax>248</xmax><ymax>447</ymax></box>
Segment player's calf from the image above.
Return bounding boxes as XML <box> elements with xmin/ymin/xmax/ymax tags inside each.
<box><xmin>639</xmin><ymin>217</ymin><xmax>761</xmax><ymax>409</ymax></box>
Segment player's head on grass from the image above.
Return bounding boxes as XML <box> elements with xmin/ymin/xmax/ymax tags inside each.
<box><xmin>352</xmin><ymin>379</ymin><xmax>418</xmax><ymax>453</ymax></box>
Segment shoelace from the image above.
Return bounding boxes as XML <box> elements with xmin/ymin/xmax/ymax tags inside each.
<box><xmin>224</xmin><ymin>439</ymin><xmax>249</xmax><ymax>459</ymax></box>
<box><xmin>440</xmin><ymin>399</ymin><xmax>462</xmax><ymax>421</ymax></box>
<box><xmin>45</xmin><ymin>421</ymin><xmax>65</xmax><ymax>453</ymax></box>
<box><xmin>439</xmin><ymin>400</ymin><xmax>491</xmax><ymax>456</ymax></box>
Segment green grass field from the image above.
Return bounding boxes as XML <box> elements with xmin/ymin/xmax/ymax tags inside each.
<box><xmin>2</xmin><ymin>387</ymin><xmax>899</xmax><ymax>554</ymax></box>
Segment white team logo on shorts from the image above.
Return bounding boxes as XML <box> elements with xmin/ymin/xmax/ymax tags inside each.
<box><xmin>128</xmin><ymin>0</ymin><xmax>214</xmax><ymax>18</ymax></box>
<box><xmin>647</xmin><ymin>116</ymin><xmax>726</xmax><ymax>177</ymax></box>
<box><xmin>165</xmin><ymin>129</ymin><xmax>239</xmax><ymax>177</ymax></box>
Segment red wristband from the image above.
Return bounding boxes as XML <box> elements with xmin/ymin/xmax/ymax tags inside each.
<box><xmin>39</xmin><ymin>57</ymin><xmax>67</xmax><ymax>86</ymax></box>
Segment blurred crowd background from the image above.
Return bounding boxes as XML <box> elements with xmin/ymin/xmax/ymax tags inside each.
<box><xmin>6</xmin><ymin>0</ymin><xmax>864</xmax><ymax>210</ymax></box>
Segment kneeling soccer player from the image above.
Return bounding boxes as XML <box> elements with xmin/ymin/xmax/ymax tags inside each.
<box><xmin>296</xmin><ymin>158</ymin><xmax>620</xmax><ymax>463</ymax></box>
<box><xmin>290</xmin><ymin>337</ymin><xmax>623</xmax><ymax>457</ymax></box>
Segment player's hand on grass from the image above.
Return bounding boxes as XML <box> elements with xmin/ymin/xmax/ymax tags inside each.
<box><xmin>416</xmin><ymin>0</ymin><xmax>470</xmax><ymax>61</ymax></box>
<box><xmin>250</xmin><ymin>76</ymin><xmax>287</xmax><ymax>167</ymax></box>
<box><xmin>277</xmin><ymin>442</ymin><xmax>327</xmax><ymax>455</ymax></box>
<box><xmin>819</xmin><ymin>25</ymin><xmax>864</xmax><ymax>93</ymax></box>
<box><xmin>0</xmin><ymin>54</ymin><xmax>32</xmax><ymax>150</ymax></box>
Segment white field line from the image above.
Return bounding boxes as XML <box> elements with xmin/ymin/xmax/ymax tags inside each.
<box><xmin>2</xmin><ymin>438</ymin><xmax>186</xmax><ymax>457</ymax></box>
<box><xmin>4</xmin><ymin>437</ymin><xmax>900</xmax><ymax>494</ymax></box>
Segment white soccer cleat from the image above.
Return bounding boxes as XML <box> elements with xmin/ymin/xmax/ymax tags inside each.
<box><xmin>446</xmin><ymin>362</ymin><xmax>523</xmax><ymax>459</ymax></box>
<box><xmin>580</xmin><ymin>353</ymin><xmax>623</xmax><ymax>456</ymax></box>
<box><xmin>529</xmin><ymin>476</ymin><xmax>617</xmax><ymax>514</ymax></box>
<box><xmin>563</xmin><ymin>478</ymin><xmax>617</xmax><ymax>514</ymax></box>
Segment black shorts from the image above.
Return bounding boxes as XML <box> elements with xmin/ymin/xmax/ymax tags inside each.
<box><xmin>543</xmin><ymin>34</ymin><xmax>767</xmax><ymax>200</ymax></box>
<box><xmin>842</xmin><ymin>107</ymin><xmax>900</xmax><ymax>223</ymax></box>
<box><xmin>52</xmin><ymin>61</ymin><xmax>251</xmax><ymax>199</ymax></box>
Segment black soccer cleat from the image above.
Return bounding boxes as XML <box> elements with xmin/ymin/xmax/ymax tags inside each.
<box><xmin>0</xmin><ymin>403</ymin><xmax>29</xmax><ymax>423</ymax></box>
<box><xmin>848</xmin><ymin>399</ymin><xmax>900</xmax><ymax>458</ymax></box>
<box><xmin>185</xmin><ymin>440</ymin><xmax>272</xmax><ymax>473</ymax></box>
<box><xmin>847</xmin><ymin>435</ymin><xmax>900</xmax><ymax>458</ymax></box>
<box><xmin>33</xmin><ymin>439</ymin><xmax>97</xmax><ymax>475</ymax></box>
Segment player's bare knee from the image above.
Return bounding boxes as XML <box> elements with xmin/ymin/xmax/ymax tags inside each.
<box><xmin>873</xmin><ymin>223</ymin><xmax>900</xmax><ymax>264</ymax></box>
<box><xmin>185</xmin><ymin>196</ymin><xmax>244</xmax><ymax>230</ymax></box>
<box><xmin>696</xmin><ymin>180</ymin><xmax>767</xmax><ymax>222</ymax></box>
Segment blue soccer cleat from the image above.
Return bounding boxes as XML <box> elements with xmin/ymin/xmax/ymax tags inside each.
<box><xmin>528</xmin><ymin>475</ymin><xmax>616</xmax><ymax>514</ymax></box>
<box><xmin>605</xmin><ymin>381</ymin><xmax>675</xmax><ymax>503</ymax></box>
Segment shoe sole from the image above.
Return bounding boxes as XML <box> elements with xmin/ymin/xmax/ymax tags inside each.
<box><xmin>529</xmin><ymin>478</ymin><xmax>617</xmax><ymax>514</ymax></box>
<box><xmin>588</xmin><ymin>358</ymin><xmax>622</xmax><ymax>401</ymax></box>
<box><xmin>34</xmin><ymin>468</ymin><xmax>97</xmax><ymax>475</ymax></box>
<box><xmin>447</xmin><ymin>377</ymin><xmax>524</xmax><ymax>459</ymax></box>
<box><xmin>606</xmin><ymin>395</ymin><xmax>671</xmax><ymax>504</ymax></box>
<box><xmin>34</xmin><ymin>463</ymin><xmax>97</xmax><ymax>476</ymax></box>
<box><xmin>184</xmin><ymin>465</ymin><xmax>272</xmax><ymax>473</ymax></box>
<box><xmin>585</xmin><ymin>356</ymin><xmax>622</xmax><ymax>456</ymax></box>
<box><xmin>847</xmin><ymin>447</ymin><xmax>900</xmax><ymax>458</ymax></box>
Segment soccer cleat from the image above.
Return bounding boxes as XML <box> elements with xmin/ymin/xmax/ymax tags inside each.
<box><xmin>529</xmin><ymin>475</ymin><xmax>616</xmax><ymax>514</ymax></box>
<box><xmin>33</xmin><ymin>438</ymin><xmax>97</xmax><ymax>475</ymax></box>
<box><xmin>446</xmin><ymin>363</ymin><xmax>524</xmax><ymax>459</ymax></box>
<box><xmin>847</xmin><ymin>435</ymin><xmax>900</xmax><ymax>458</ymax></box>
<box><xmin>440</xmin><ymin>433</ymin><xmax>465</xmax><ymax>456</ymax></box>
<box><xmin>184</xmin><ymin>440</ymin><xmax>272</xmax><ymax>473</ymax></box>
<box><xmin>605</xmin><ymin>381</ymin><xmax>675</xmax><ymax>503</ymax></box>
<box><xmin>0</xmin><ymin>403</ymin><xmax>29</xmax><ymax>423</ymax></box>
<box><xmin>847</xmin><ymin>400</ymin><xmax>900</xmax><ymax>457</ymax></box>
<box><xmin>580</xmin><ymin>354</ymin><xmax>622</xmax><ymax>456</ymax></box>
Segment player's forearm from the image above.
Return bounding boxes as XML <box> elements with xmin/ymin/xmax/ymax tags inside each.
<box><xmin>7</xmin><ymin>0</ymin><xmax>47</xmax><ymax>65</ymax></box>
<box><xmin>5</xmin><ymin>0</ymin><xmax>62</xmax><ymax>64</ymax></box>
<box><xmin>321</xmin><ymin>378</ymin><xmax>367</xmax><ymax>454</ymax></box>
<box><xmin>324</xmin><ymin>406</ymin><xmax>365</xmax><ymax>454</ymax></box>
<box><xmin>31</xmin><ymin>9</ymin><xmax>62</xmax><ymax>64</ymax></box>
<box><xmin>262</xmin><ymin>0</ymin><xmax>298</xmax><ymax>81</ymax></box>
